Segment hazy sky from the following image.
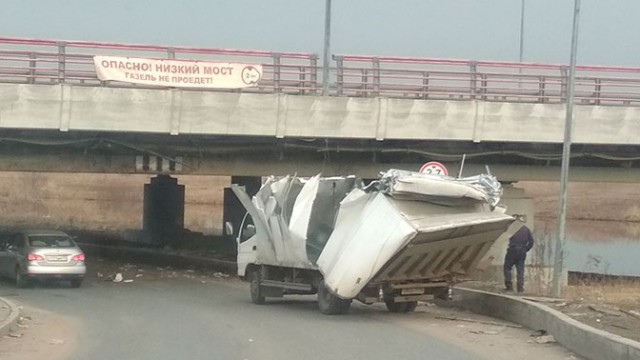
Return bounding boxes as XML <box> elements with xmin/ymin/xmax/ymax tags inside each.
<box><xmin>1</xmin><ymin>0</ymin><xmax>639</xmax><ymax>66</ymax></box>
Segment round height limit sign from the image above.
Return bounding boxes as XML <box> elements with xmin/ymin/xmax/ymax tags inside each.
<box><xmin>419</xmin><ymin>161</ymin><xmax>448</xmax><ymax>176</ymax></box>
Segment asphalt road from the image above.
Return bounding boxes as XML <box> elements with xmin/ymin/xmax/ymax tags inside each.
<box><xmin>0</xmin><ymin>262</ymin><xmax>580</xmax><ymax>360</ymax></box>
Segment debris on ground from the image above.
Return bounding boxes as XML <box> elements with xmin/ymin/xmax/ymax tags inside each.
<box><xmin>523</xmin><ymin>297</ymin><xmax>567</xmax><ymax>304</ymax></box>
<box><xmin>470</xmin><ymin>328</ymin><xmax>504</xmax><ymax>335</ymax></box>
<box><xmin>588</xmin><ymin>305</ymin><xmax>621</xmax><ymax>317</ymax></box>
<box><xmin>458</xmin><ymin>280</ymin><xmax>640</xmax><ymax>342</ymax></box>
<box><xmin>535</xmin><ymin>335</ymin><xmax>557</xmax><ymax>344</ymax></box>
<box><xmin>530</xmin><ymin>329</ymin><xmax>547</xmax><ymax>337</ymax></box>
<box><xmin>435</xmin><ymin>316</ymin><xmax>522</xmax><ymax>329</ymax></box>
<box><xmin>48</xmin><ymin>338</ymin><xmax>65</xmax><ymax>345</ymax></box>
<box><xmin>113</xmin><ymin>273</ymin><xmax>123</xmax><ymax>282</ymax></box>
<box><xmin>620</xmin><ymin>309</ymin><xmax>640</xmax><ymax>319</ymax></box>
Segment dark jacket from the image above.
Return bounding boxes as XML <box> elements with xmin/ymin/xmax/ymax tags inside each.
<box><xmin>508</xmin><ymin>225</ymin><xmax>534</xmax><ymax>252</ymax></box>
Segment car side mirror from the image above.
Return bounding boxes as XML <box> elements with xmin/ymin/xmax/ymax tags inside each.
<box><xmin>224</xmin><ymin>222</ymin><xmax>234</xmax><ymax>236</ymax></box>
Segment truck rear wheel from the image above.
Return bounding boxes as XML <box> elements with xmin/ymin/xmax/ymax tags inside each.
<box><xmin>318</xmin><ymin>282</ymin><xmax>351</xmax><ymax>315</ymax></box>
<box><xmin>249</xmin><ymin>270</ymin><xmax>266</xmax><ymax>305</ymax></box>
<box><xmin>384</xmin><ymin>292</ymin><xmax>417</xmax><ymax>313</ymax></box>
<box><xmin>404</xmin><ymin>301</ymin><xmax>418</xmax><ymax>312</ymax></box>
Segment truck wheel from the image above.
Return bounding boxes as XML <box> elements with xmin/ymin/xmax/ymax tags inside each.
<box><xmin>434</xmin><ymin>287</ymin><xmax>451</xmax><ymax>301</ymax></box>
<box><xmin>384</xmin><ymin>293</ymin><xmax>417</xmax><ymax>313</ymax></box>
<box><xmin>384</xmin><ymin>299</ymin><xmax>408</xmax><ymax>313</ymax></box>
<box><xmin>249</xmin><ymin>270</ymin><xmax>265</xmax><ymax>305</ymax></box>
<box><xmin>404</xmin><ymin>301</ymin><xmax>418</xmax><ymax>312</ymax></box>
<box><xmin>318</xmin><ymin>282</ymin><xmax>351</xmax><ymax>315</ymax></box>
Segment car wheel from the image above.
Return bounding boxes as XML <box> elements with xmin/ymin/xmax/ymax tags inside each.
<box><xmin>70</xmin><ymin>280</ymin><xmax>83</xmax><ymax>288</ymax></box>
<box><xmin>15</xmin><ymin>268</ymin><xmax>29</xmax><ymax>288</ymax></box>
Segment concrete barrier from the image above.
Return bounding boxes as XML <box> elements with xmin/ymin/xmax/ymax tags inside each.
<box><xmin>0</xmin><ymin>297</ymin><xmax>20</xmax><ymax>337</ymax></box>
<box><xmin>453</xmin><ymin>287</ymin><xmax>640</xmax><ymax>360</ymax></box>
<box><xmin>79</xmin><ymin>243</ymin><xmax>236</xmax><ymax>272</ymax></box>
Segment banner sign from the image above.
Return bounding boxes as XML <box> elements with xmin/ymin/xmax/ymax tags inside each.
<box><xmin>93</xmin><ymin>56</ymin><xmax>262</xmax><ymax>89</ymax></box>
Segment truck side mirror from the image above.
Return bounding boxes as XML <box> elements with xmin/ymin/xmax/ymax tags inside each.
<box><xmin>224</xmin><ymin>222</ymin><xmax>234</xmax><ymax>236</ymax></box>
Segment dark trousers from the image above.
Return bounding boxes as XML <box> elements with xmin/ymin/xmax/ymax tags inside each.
<box><xmin>504</xmin><ymin>247</ymin><xmax>527</xmax><ymax>292</ymax></box>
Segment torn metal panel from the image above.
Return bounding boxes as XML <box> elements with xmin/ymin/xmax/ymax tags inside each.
<box><xmin>379</xmin><ymin>169</ymin><xmax>503</xmax><ymax>207</ymax></box>
<box><xmin>306</xmin><ymin>176</ymin><xmax>358</xmax><ymax>263</ymax></box>
<box><xmin>317</xmin><ymin>192</ymin><xmax>417</xmax><ymax>298</ymax></box>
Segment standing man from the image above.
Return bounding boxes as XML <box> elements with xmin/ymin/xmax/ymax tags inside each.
<box><xmin>504</xmin><ymin>215</ymin><xmax>534</xmax><ymax>293</ymax></box>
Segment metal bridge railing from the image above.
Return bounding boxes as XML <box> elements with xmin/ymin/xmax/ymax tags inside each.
<box><xmin>333</xmin><ymin>55</ymin><xmax>640</xmax><ymax>106</ymax></box>
<box><xmin>2</xmin><ymin>37</ymin><xmax>640</xmax><ymax>106</ymax></box>
<box><xmin>0</xmin><ymin>37</ymin><xmax>320</xmax><ymax>95</ymax></box>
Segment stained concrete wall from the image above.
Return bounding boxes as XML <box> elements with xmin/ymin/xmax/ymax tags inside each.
<box><xmin>0</xmin><ymin>172</ymin><xmax>229</xmax><ymax>234</ymax></box>
<box><xmin>471</xmin><ymin>185</ymin><xmax>546</xmax><ymax>287</ymax></box>
<box><xmin>1</xmin><ymin>83</ymin><xmax>639</xmax><ymax>144</ymax></box>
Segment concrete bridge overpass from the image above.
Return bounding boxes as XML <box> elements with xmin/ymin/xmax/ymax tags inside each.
<box><xmin>1</xmin><ymin>36</ymin><xmax>639</xmax><ymax>265</ymax></box>
<box><xmin>1</xmin><ymin>37</ymin><xmax>640</xmax><ymax>182</ymax></box>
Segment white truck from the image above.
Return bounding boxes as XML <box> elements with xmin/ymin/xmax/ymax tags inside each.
<box><xmin>229</xmin><ymin>169</ymin><xmax>513</xmax><ymax>315</ymax></box>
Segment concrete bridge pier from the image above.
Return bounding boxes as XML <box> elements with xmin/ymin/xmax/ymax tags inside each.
<box><xmin>222</xmin><ymin>176</ymin><xmax>262</xmax><ymax>255</ymax></box>
<box><xmin>143</xmin><ymin>175</ymin><xmax>185</xmax><ymax>247</ymax></box>
<box><xmin>472</xmin><ymin>185</ymin><xmax>538</xmax><ymax>287</ymax></box>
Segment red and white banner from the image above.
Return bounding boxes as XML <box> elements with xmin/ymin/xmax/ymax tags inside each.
<box><xmin>93</xmin><ymin>56</ymin><xmax>262</xmax><ymax>89</ymax></box>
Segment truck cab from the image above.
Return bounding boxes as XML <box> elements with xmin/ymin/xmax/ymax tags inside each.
<box><xmin>236</xmin><ymin>212</ymin><xmax>257</xmax><ymax>278</ymax></box>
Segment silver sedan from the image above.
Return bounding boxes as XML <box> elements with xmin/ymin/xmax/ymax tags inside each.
<box><xmin>0</xmin><ymin>230</ymin><xmax>86</xmax><ymax>287</ymax></box>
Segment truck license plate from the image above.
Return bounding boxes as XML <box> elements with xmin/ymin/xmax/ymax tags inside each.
<box><xmin>401</xmin><ymin>288</ymin><xmax>424</xmax><ymax>295</ymax></box>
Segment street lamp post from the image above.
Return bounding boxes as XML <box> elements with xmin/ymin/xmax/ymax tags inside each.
<box><xmin>552</xmin><ymin>0</ymin><xmax>581</xmax><ymax>298</ymax></box>
<box><xmin>518</xmin><ymin>0</ymin><xmax>525</xmax><ymax>88</ymax></box>
<box><xmin>322</xmin><ymin>0</ymin><xmax>332</xmax><ymax>96</ymax></box>
<box><xmin>519</xmin><ymin>0</ymin><xmax>525</xmax><ymax>63</ymax></box>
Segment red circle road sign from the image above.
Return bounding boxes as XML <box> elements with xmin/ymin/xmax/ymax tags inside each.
<box><xmin>419</xmin><ymin>161</ymin><xmax>448</xmax><ymax>176</ymax></box>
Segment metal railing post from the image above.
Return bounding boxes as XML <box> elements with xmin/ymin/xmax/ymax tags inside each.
<box><xmin>560</xmin><ymin>65</ymin><xmax>569</xmax><ymax>102</ymax></box>
<box><xmin>480</xmin><ymin>74</ymin><xmax>488</xmax><ymax>101</ymax></box>
<box><xmin>299</xmin><ymin>66</ymin><xmax>306</xmax><ymax>95</ymax></box>
<box><xmin>360</xmin><ymin>69</ymin><xmax>368</xmax><ymax>97</ymax></box>
<box><xmin>372</xmin><ymin>57</ymin><xmax>380</xmax><ymax>97</ymax></box>
<box><xmin>273</xmin><ymin>54</ymin><xmax>281</xmax><ymax>93</ymax></box>
<box><xmin>422</xmin><ymin>71</ymin><xmax>429</xmax><ymax>100</ymax></box>
<box><xmin>310</xmin><ymin>55</ymin><xmax>319</xmax><ymax>95</ymax></box>
<box><xmin>167</xmin><ymin>48</ymin><xmax>176</xmax><ymax>59</ymax></box>
<box><xmin>594</xmin><ymin>78</ymin><xmax>601</xmax><ymax>105</ymax></box>
<box><xmin>57</xmin><ymin>41</ymin><xmax>66</xmax><ymax>84</ymax></box>
<box><xmin>538</xmin><ymin>76</ymin><xmax>546</xmax><ymax>103</ymax></box>
<box><xmin>334</xmin><ymin>55</ymin><xmax>344</xmax><ymax>96</ymax></box>
<box><xmin>28</xmin><ymin>52</ymin><xmax>36</xmax><ymax>84</ymax></box>
<box><xmin>469</xmin><ymin>61</ymin><xmax>478</xmax><ymax>100</ymax></box>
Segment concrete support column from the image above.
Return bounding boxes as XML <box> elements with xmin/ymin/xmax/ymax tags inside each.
<box><xmin>222</xmin><ymin>176</ymin><xmax>262</xmax><ymax>254</ymax></box>
<box><xmin>143</xmin><ymin>175</ymin><xmax>185</xmax><ymax>247</ymax></box>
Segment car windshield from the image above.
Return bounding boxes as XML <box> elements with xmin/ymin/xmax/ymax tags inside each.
<box><xmin>28</xmin><ymin>235</ymin><xmax>75</xmax><ymax>248</ymax></box>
